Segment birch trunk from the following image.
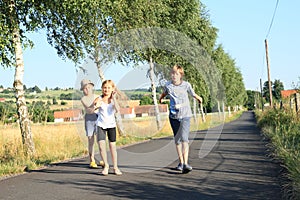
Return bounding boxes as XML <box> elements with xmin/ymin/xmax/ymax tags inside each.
<box><xmin>149</xmin><ymin>57</ymin><xmax>161</xmax><ymax>130</ymax></box>
<box><xmin>217</xmin><ymin>100</ymin><xmax>221</xmax><ymax>119</ymax></box>
<box><xmin>193</xmin><ymin>98</ymin><xmax>197</xmax><ymax>123</ymax></box>
<box><xmin>199</xmin><ymin>102</ymin><xmax>206</xmax><ymax>122</ymax></box>
<box><xmin>10</xmin><ymin>0</ymin><xmax>35</xmax><ymax>157</ymax></box>
<box><xmin>95</xmin><ymin>56</ymin><xmax>105</xmax><ymax>82</ymax></box>
<box><xmin>222</xmin><ymin>101</ymin><xmax>226</xmax><ymax>120</ymax></box>
<box><xmin>228</xmin><ymin>106</ymin><xmax>231</xmax><ymax>117</ymax></box>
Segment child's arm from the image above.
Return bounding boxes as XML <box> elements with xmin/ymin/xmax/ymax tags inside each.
<box><xmin>159</xmin><ymin>92</ymin><xmax>167</xmax><ymax>104</ymax></box>
<box><xmin>187</xmin><ymin>82</ymin><xmax>202</xmax><ymax>104</ymax></box>
<box><xmin>93</xmin><ymin>96</ymin><xmax>102</xmax><ymax>110</ymax></box>
<box><xmin>193</xmin><ymin>94</ymin><xmax>203</xmax><ymax>104</ymax></box>
<box><xmin>81</xmin><ymin>99</ymin><xmax>95</xmax><ymax>114</ymax></box>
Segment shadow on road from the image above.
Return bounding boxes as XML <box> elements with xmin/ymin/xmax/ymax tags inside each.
<box><xmin>0</xmin><ymin>112</ymin><xmax>284</xmax><ymax>200</ymax></box>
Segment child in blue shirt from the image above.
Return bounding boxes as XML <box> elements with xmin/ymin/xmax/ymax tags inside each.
<box><xmin>159</xmin><ymin>65</ymin><xmax>202</xmax><ymax>173</ymax></box>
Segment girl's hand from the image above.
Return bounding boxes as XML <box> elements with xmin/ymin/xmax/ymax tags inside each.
<box><xmin>111</xmin><ymin>90</ymin><xmax>117</xmax><ymax>98</ymax></box>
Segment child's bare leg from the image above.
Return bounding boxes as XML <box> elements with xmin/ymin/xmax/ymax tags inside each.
<box><xmin>109</xmin><ymin>142</ymin><xmax>118</xmax><ymax>168</ymax></box>
<box><xmin>98</xmin><ymin>140</ymin><xmax>108</xmax><ymax>166</ymax></box>
<box><xmin>88</xmin><ymin>135</ymin><xmax>95</xmax><ymax>162</ymax></box>
<box><xmin>176</xmin><ymin>143</ymin><xmax>184</xmax><ymax>164</ymax></box>
<box><xmin>182</xmin><ymin>142</ymin><xmax>189</xmax><ymax>164</ymax></box>
<box><xmin>99</xmin><ymin>140</ymin><xmax>109</xmax><ymax>175</ymax></box>
<box><xmin>110</xmin><ymin>141</ymin><xmax>122</xmax><ymax>175</ymax></box>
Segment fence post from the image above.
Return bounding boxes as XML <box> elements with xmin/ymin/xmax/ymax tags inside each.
<box><xmin>295</xmin><ymin>93</ymin><xmax>300</xmax><ymax>114</ymax></box>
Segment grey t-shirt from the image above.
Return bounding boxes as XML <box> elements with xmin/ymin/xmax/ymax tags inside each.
<box><xmin>164</xmin><ymin>81</ymin><xmax>195</xmax><ymax>119</ymax></box>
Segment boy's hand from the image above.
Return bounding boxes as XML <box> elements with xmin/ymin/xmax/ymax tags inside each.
<box><xmin>198</xmin><ymin>97</ymin><xmax>203</xmax><ymax>104</ymax></box>
<box><xmin>94</xmin><ymin>98</ymin><xmax>102</xmax><ymax>110</ymax></box>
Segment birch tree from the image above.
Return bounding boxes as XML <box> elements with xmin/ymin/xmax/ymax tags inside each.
<box><xmin>1</xmin><ymin>0</ymin><xmax>36</xmax><ymax>156</ymax></box>
<box><xmin>0</xmin><ymin>0</ymin><xmax>105</xmax><ymax>156</ymax></box>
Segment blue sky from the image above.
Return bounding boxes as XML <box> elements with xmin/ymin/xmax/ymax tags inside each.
<box><xmin>201</xmin><ymin>0</ymin><xmax>300</xmax><ymax>90</ymax></box>
<box><xmin>0</xmin><ymin>0</ymin><xmax>299</xmax><ymax>91</ymax></box>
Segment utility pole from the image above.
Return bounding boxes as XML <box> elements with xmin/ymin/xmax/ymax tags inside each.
<box><xmin>265</xmin><ymin>39</ymin><xmax>273</xmax><ymax>107</ymax></box>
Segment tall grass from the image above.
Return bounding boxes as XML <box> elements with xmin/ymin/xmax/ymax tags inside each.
<box><xmin>0</xmin><ymin>123</ymin><xmax>86</xmax><ymax>178</ymax></box>
<box><xmin>256</xmin><ymin>108</ymin><xmax>300</xmax><ymax>199</ymax></box>
<box><xmin>0</xmin><ymin>110</ymin><xmax>243</xmax><ymax>178</ymax></box>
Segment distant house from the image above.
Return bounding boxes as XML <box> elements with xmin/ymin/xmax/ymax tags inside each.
<box><xmin>0</xmin><ymin>98</ymin><xmax>5</xmax><ymax>102</ymax></box>
<box><xmin>281</xmin><ymin>89</ymin><xmax>298</xmax><ymax>99</ymax></box>
<box><xmin>119</xmin><ymin>107</ymin><xmax>135</xmax><ymax>119</ymax></box>
<box><xmin>134</xmin><ymin>104</ymin><xmax>168</xmax><ymax>117</ymax></box>
<box><xmin>119</xmin><ymin>104</ymin><xmax>168</xmax><ymax>118</ymax></box>
<box><xmin>54</xmin><ymin>109</ymin><xmax>83</xmax><ymax>122</ymax></box>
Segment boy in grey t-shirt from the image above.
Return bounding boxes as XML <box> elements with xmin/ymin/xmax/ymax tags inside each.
<box><xmin>159</xmin><ymin>65</ymin><xmax>202</xmax><ymax>173</ymax></box>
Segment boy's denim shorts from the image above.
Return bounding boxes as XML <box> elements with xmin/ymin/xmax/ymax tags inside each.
<box><xmin>169</xmin><ymin>117</ymin><xmax>190</xmax><ymax>144</ymax></box>
<box><xmin>84</xmin><ymin>113</ymin><xmax>97</xmax><ymax>137</ymax></box>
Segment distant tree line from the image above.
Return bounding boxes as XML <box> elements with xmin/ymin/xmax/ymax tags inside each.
<box><xmin>244</xmin><ymin>79</ymin><xmax>285</xmax><ymax>110</ymax></box>
<box><xmin>0</xmin><ymin>100</ymin><xmax>54</xmax><ymax>124</ymax></box>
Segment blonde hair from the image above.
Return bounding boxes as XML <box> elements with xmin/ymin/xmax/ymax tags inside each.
<box><xmin>102</xmin><ymin>80</ymin><xmax>115</xmax><ymax>89</ymax></box>
<box><xmin>172</xmin><ymin>64</ymin><xmax>184</xmax><ymax>76</ymax></box>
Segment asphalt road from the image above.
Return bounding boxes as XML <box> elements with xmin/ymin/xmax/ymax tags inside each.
<box><xmin>0</xmin><ymin>111</ymin><xmax>284</xmax><ymax>200</ymax></box>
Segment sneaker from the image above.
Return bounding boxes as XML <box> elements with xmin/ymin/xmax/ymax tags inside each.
<box><xmin>89</xmin><ymin>161</ymin><xmax>98</xmax><ymax>169</ymax></box>
<box><xmin>182</xmin><ymin>164</ymin><xmax>192</xmax><ymax>174</ymax></box>
<box><xmin>175</xmin><ymin>163</ymin><xmax>183</xmax><ymax>171</ymax></box>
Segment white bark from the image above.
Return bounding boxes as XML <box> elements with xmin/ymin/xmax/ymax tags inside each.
<box><xmin>222</xmin><ymin>101</ymin><xmax>225</xmax><ymax>120</ymax></box>
<box><xmin>149</xmin><ymin>57</ymin><xmax>161</xmax><ymax>130</ymax></box>
<box><xmin>193</xmin><ymin>97</ymin><xmax>197</xmax><ymax>122</ymax></box>
<box><xmin>11</xmin><ymin>0</ymin><xmax>35</xmax><ymax>156</ymax></box>
<box><xmin>199</xmin><ymin>102</ymin><xmax>206</xmax><ymax>122</ymax></box>
<box><xmin>228</xmin><ymin>106</ymin><xmax>231</xmax><ymax>117</ymax></box>
<box><xmin>217</xmin><ymin>100</ymin><xmax>221</xmax><ymax>119</ymax></box>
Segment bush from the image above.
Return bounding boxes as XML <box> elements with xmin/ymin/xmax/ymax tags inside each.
<box><xmin>28</xmin><ymin>101</ymin><xmax>54</xmax><ymax>123</ymax></box>
<box><xmin>140</xmin><ymin>95</ymin><xmax>153</xmax><ymax>105</ymax></box>
<box><xmin>60</xmin><ymin>101</ymin><xmax>67</xmax><ymax>105</ymax></box>
<box><xmin>0</xmin><ymin>102</ymin><xmax>17</xmax><ymax>123</ymax></box>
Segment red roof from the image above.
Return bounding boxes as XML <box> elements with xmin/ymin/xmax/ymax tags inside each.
<box><xmin>119</xmin><ymin>107</ymin><xmax>134</xmax><ymax>115</ymax></box>
<box><xmin>54</xmin><ymin>109</ymin><xmax>82</xmax><ymax>119</ymax></box>
<box><xmin>134</xmin><ymin>104</ymin><xmax>168</xmax><ymax>114</ymax></box>
<box><xmin>281</xmin><ymin>90</ymin><xmax>298</xmax><ymax>98</ymax></box>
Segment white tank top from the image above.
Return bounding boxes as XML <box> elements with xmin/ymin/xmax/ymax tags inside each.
<box><xmin>96</xmin><ymin>102</ymin><xmax>116</xmax><ymax>129</ymax></box>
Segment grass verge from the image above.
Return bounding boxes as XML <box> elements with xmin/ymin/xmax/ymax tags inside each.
<box><xmin>256</xmin><ymin>108</ymin><xmax>300</xmax><ymax>199</ymax></box>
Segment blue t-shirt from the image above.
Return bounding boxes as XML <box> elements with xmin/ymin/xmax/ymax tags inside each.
<box><xmin>164</xmin><ymin>81</ymin><xmax>196</xmax><ymax>119</ymax></box>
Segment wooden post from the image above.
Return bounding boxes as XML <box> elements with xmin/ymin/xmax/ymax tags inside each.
<box><xmin>265</xmin><ymin>39</ymin><xmax>273</xmax><ymax>107</ymax></box>
<box><xmin>295</xmin><ymin>93</ymin><xmax>299</xmax><ymax>113</ymax></box>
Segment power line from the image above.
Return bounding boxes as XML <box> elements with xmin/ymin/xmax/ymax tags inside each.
<box><xmin>265</xmin><ymin>0</ymin><xmax>280</xmax><ymax>39</ymax></box>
